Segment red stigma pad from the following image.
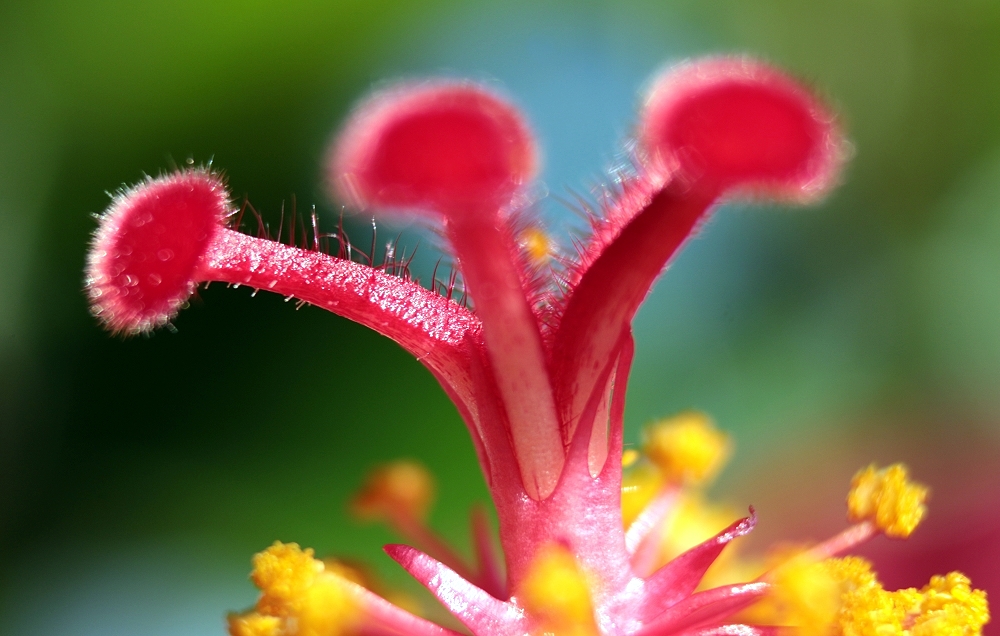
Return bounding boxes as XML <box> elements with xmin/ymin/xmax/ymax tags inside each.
<box><xmin>87</xmin><ymin>171</ymin><xmax>228</xmax><ymax>333</ymax></box>
<box><xmin>330</xmin><ymin>82</ymin><xmax>537</xmax><ymax>217</ymax></box>
<box><xmin>641</xmin><ymin>58</ymin><xmax>841</xmax><ymax>200</ymax></box>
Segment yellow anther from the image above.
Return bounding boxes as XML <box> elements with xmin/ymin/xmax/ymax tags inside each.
<box><xmin>519</xmin><ymin>226</ymin><xmax>553</xmax><ymax>266</ymax></box>
<box><xmin>351</xmin><ymin>460</ymin><xmax>435</xmax><ymax>522</ymax></box>
<box><xmin>621</xmin><ymin>448</ymin><xmax>641</xmax><ymax>468</ymax></box>
<box><xmin>751</xmin><ymin>554</ymin><xmax>990</xmax><ymax>635</ymax></box>
<box><xmin>229</xmin><ymin>542</ymin><xmax>362</xmax><ymax>636</ymax></box>
<box><xmin>227</xmin><ymin>613</ymin><xmax>282</xmax><ymax>636</ymax></box>
<box><xmin>820</xmin><ymin>557</ymin><xmax>990</xmax><ymax>636</ymax></box>
<box><xmin>913</xmin><ymin>572</ymin><xmax>990</xmax><ymax>635</ymax></box>
<box><xmin>823</xmin><ymin>556</ymin><xmax>907</xmax><ymax>635</ymax></box>
<box><xmin>847</xmin><ymin>463</ymin><xmax>928</xmax><ymax>538</ymax></box>
<box><xmin>821</xmin><ymin>554</ymin><xmax>879</xmax><ymax>591</ymax></box>
<box><xmin>252</xmin><ymin>541</ymin><xmax>324</xmax><ymax>616</ymax></box>
<box><xmin>621</xmin><ymin>461</ymin><xmax>663</xmax><ymax>527</ymax></box>
<box><xmin>519</xmin><ymin>544</ymin><xmax>598</xmax><ymax>636</ymax></box>
<box><xmin>642</xmin><ymin>411</ymin><xmax>732</xmax><ymax>486</ymax></box>
<box><xmin>767</xmin><ymin>554</ymin><xmax>840</xmax><ymax>636</ymax></box>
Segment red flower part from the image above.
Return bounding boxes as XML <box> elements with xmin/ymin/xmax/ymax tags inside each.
<box><xmin>385</xmin><ymin>543</ymin><xmax>530</xmax><ymax>636</ymax></box>
<box><xmin>332</xmin><ymin>81</ymin><xmax>564</xmax><ymax>499</ymax></box>
<box><xmin>86</xmin><ymin>169</ymin><xmax>488</xmax><ymax>471</ymax></box>
<box><xmin>87</xmin><ymin>171</ymin><xmax>229</xmax><ymax>333</ymax></box>
<box><xmin>640</xmin><ymin>57</ymin><xmax>841</xmax><ymax>199</ymax></box>
<box><xmin>549</xmin><ymin>58</ymin><xmax>842</xmax><ymax>453</ymax></box>
<box><xmin>86</xmin><ymin>56</ymin><xmax>852</xmax><ymax>636</ymax></box>
<box><xmin>640</xmin><ymin>512</ymin><xmax>757</xmax><ymax>620</ymax></box>
<box><xmin>634</xmin><ymin>582</ymin><xmax>770</xmax><ymax>636</ymax></box>
<box><xmin>330</xmin><ymin>81</ymin><xmax>536</xmax><ymax>214</ymax></box>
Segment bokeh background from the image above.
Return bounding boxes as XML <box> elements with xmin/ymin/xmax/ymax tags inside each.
<box><xmin>2</xmin><ymin>1</ymin><xmax>999</xmax><ymax>634</ymax></box>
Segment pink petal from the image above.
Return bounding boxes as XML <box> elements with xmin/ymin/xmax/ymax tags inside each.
<box><xmin>341</xmin><ymin>577</ymin><xmax>464</xmax><ymax>636</ymax></box>
<box><xmin>384</xmin><ymin>544</ymin><xmax>528</xmax><ymax>636</ymax></box>
<box><xmin>641</xmin><ymin>512</ymin><xmax>757</xmax><ymax>620</ymax></box>
<box><xmin>677</xmin><ymin>626</ymin><xmax>783</xmax><ymax>636</ymax></box>
<box><xmin>637</xmin><ymin>582</ymin><xmax>770</xmax><ymax>636</ymax></box>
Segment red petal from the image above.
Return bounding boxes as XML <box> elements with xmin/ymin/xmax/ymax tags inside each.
<box><xmin>385</xmin><ymin>544</ymin><xmax>528</xmax><ymax>636</ymax></box>
<box><xmin>677</xmin><ymin>626</ymin><xmax>783</xmax><ymax>636</ymax></box>
<box><xmin>344</xmin><ymin>578</ymin><xmax>464</xmax><ymax>636</ymax></box>
<box><xmin>641</xmin><ymin>512</ymin><xmax>757</xmax><ymax>620</ymax></box>
<box><xmin>637</xmin><ymin>582</ymin><xmax>769</xmax><ymax>636</ymax></box>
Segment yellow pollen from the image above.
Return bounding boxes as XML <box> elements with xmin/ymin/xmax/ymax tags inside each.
<box><xmin>915</xmin><ymin>572</ymin><xmax>991</xmax><ymax>635</ymax></box>
<box><xmin>769</xmin><ymin>554</ymin><xmax>841</xmax><ymax>636</ymax></box>
<box><xmin>519</xmin><ymin>226</ymin><xmax>553</xmax><ymax>266</ymax></box>
<box><xmin>642</xmin><ymin>411</ymin><xmax>732</xmax><ymax>486</ymax></box>
<box><xmin>847</xmin><ymin>463</ymin><xmax>928</xmax><ymax>538</ymax></box>
<box><xmin>229</xmin><ymin>541</ymin><xmax>362</xmax><ymax>636</ymax></box>
<box><xmin>519</xmin><ymin>544</ymin><xmax>598</xmax><ymax>636</ymax></box>
<box><xmin>758</xmin><ymin>555</ymin><xmax>990</xmax><ymax>635</ymax></box>
<box><xmin>351</xmin><ymin>459</ymin><xmax>435</xmax><ymax>522</ymax></box>
<box><xmin>829</xmin><ymin>557</ymin><xmax>989</xmax><ymax>635</ymax></box>
<box><xmin>228</xmin><ymin>613</ymin><xmax>282</xmax><ymax>636</ymax></box>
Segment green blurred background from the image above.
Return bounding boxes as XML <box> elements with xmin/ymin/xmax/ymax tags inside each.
<box><xmin>2</xmin><ymin>1</ymin><xmax>999</xmax><ymax>634</ymax></box>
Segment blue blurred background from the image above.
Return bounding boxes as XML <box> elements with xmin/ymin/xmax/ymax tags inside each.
<box><xmin>2</xmin><ymin>1</ymin><xmax>999</xmax><ymax>634</ymax></box>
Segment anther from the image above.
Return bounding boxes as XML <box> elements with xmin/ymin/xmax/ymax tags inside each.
<box><xmin>518</xmin><ymin>544</ymin><xmax>598</xmax><ymax>636</ymax></box>
<box><xmin>847</xmin><ymin>463</ymin><xmax>928</xmax><ymax>539</ymax></box>
<box><xmin>642</xmin><ymin>411</ymin><xmax>732</xmax><ymax>487</ymax></box>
